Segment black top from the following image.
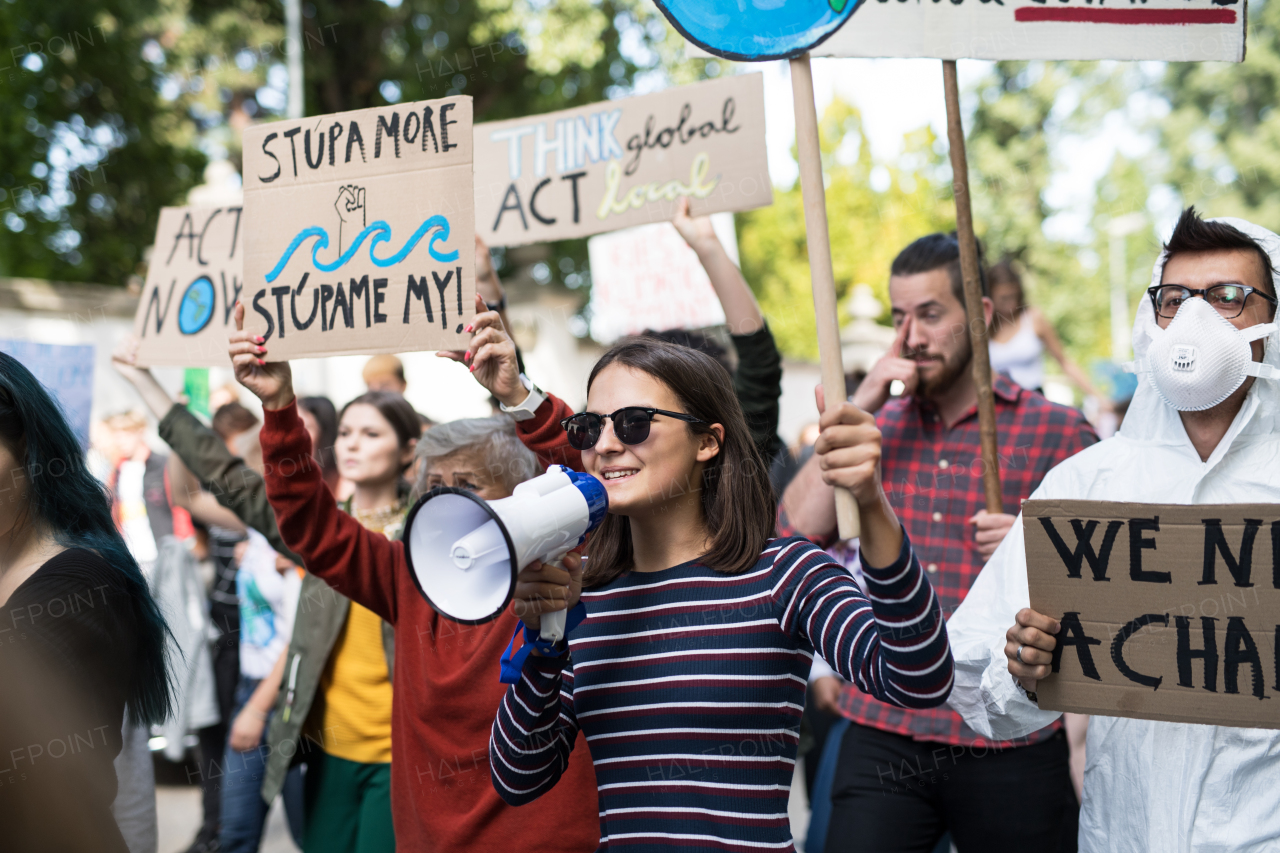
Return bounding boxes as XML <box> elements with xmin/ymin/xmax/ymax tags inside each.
<box><xmin>0</xmin><ymin>548</ymin><xmax>142</xmax><ymax>853</ymax></box>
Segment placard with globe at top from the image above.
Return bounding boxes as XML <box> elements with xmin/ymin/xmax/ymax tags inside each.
<box><xmin>652</xmin><ymin>0</ymin><xmax>859</xmax><ymax>61</ymax></box>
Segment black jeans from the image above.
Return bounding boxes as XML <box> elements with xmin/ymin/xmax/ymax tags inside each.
<box><xmin>826</xmin><ymin>723</ymin><xmax>1077</xmax><ymax>853</ymax></box>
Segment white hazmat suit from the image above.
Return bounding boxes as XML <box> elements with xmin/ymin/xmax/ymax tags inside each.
<box><xmin>945</xmin><ymin>217</ymin><xmax>1280</xmax><ymax>853</ymax></box>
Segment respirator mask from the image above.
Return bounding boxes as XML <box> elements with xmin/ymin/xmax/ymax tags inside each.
<box><xmin>1130</xmin><ymin>295</ymin><xmax>1278</xmax><ymax>412</ymax></box>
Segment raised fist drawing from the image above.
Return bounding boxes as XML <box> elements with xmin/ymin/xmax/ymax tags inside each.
<box><xmin>335</xmin><ymin>184</ymin><xmax>366</xmax><ymax>254</ymax></box>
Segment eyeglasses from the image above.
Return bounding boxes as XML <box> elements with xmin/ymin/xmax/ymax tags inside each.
<box><xmin>1147</xmin><ymin>284</ymin><xmax>1278</xmax><ymax>320</ymax></box>
<box><xmin>560</xmin><ymin>407</ymin><xmax>705</xmax><ymax>451</ymax></box>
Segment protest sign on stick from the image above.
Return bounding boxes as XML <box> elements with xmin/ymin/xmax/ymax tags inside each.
<box><xmin>241</xmin><ymin>97</ymin><xmax>475</xmax><ymax>360</ymax></box>
<box><xmin>1024</xmin><ymin>500</ymin><xmax>1280</xmax><ymax>730</ymax></box>
<box><xmin>474</xmin><ymin>75</ymin><xmax>771</xmax><ymax>248</ymax></box>
<box><xmin>649</xmin><ymin>3</ymin><xmax>864</xmax><ymax>538</ymax></box>
<box><xmin>133</xmin><ymin>206</ymin><xmax>243</xmax><ymax>367</ymax></box>
<box><xmin>669</xmin><ymin>0</ymin><xmax>1248</xmax><ymax>520</ymax></box>
<box><xmin>813</xmin><ymin>0</ymin><xmax>1245</xmax><ymax>62</ymax></box>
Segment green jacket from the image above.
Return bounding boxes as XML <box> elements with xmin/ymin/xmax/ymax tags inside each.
<box><xmin>260</xmin><ymin>491</ymin><xmax>406</xmax><ymax>802</ymax></box>
<box><xmin>157</xmin><ymin>405</ymin><xmax>395</xmax><ymax>803</ymax></box>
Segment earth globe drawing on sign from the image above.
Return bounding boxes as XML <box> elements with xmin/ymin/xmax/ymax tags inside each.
<box><xmin>653</xmin><ymin>0</ymin><xmax>859</xmax><ymax>61</ymax></box>
<box><xmin>178</xmin><ymin>276</ymin><xmax>216</xmax><ymax>335</ymax></box>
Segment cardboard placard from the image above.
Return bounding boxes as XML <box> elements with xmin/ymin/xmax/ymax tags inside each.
<box><xmin>586</xmin><ymin>217</ymin><xmax>736</xmax><ymax>343</ymax></box>
<box><xmin>475</xmin><ymin>75</ymin><xmax>771</xmax><ymax>248</ymax></box>
<box><xmin>0</xmin><ymin>339</ymin><xmax>95</xmax><ymax>447</ymax></box>
<box><xmin>814</xmin><ymin>0</ymin><xmax>1244</xmax><ymax>62</ymax></box>
<box><xmin>1024</xmin><ymin>500</ymin><xmax>1280</xmax><ymax>730</ymax></box>
<box><xmin>241</xmin><ymin>97</ymin><xmax>475</xmax><ymax>359</ymax></box>
<box><xmin>133</xmin><ymin>206</ymin><xmax>243</xmax><ymax>367</ymax></box>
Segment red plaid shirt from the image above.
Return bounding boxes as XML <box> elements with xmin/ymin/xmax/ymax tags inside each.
<box><xmin>781</xmin><ymin>375</ymin><xmax>1098</xmax><ymax>747</ymax></box>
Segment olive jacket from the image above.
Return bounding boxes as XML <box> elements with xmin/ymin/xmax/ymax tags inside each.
<box><xmin>157</xmin><ymin>405</ymin><xmax>395</xmax><ymax>803</ymax></box>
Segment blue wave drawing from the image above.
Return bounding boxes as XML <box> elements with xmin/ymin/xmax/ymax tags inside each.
<box><xmin>265</xmin><ymin>215</ymin><xmax>459</xmax><ymax>283</ymax></box>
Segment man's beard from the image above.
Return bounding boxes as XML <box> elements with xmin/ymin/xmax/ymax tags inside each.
<box><xmin>914</xmin><ymin>334</ymin><xmax>973</xmax><ymax>398</ymax></box>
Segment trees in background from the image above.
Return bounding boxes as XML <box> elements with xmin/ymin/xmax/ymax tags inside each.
<box><xmin>1160</xmin><ymin>0</ymin><xmax>1280</xmax><ymax>225</ymax></box>
<box><xmin>738</xmin><ymin>98</ymin><xmax>953</xmax><ymax>361</ymax></box>
<box><xmin>0</xmin><ymin>0</ymin><xmax>690</xmax><ymax>286</ymax></box>
<box><xmin>0</xmin><ymin>1</ymin><xmax>206</xmax><ymax>284</ymax></box>
<box><xmin>3</xmin><ymin>0</ymin><xmax>1276</xmax><ymax>378</ymax></box>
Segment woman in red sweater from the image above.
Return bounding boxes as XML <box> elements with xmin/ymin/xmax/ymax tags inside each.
<box><xmin>228</xmin><ymin>304</ymin><xmax>600</xmax><ymax>853</ymax></box>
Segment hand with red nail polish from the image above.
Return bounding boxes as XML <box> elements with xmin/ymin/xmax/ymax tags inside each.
<box><xmin>228</xmin><ymin>301</ymin><xmax>295</xmax><ymax>410</ymax></box>
<box><xmin>437</xmin><ymin>294</ymin><xmax>524</xmax><ymax>405</ymax></box>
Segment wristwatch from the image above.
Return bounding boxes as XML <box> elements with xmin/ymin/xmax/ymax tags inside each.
<box><xmin>499</xmin><ymin>373</ymin><xmax>546</xmax><ymax>422</ymax></box>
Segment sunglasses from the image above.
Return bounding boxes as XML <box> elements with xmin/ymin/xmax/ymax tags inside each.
<box><xmin>560</xmin><ymin>407</ymin><xmax>705</xmax><ymax>451</ymax></box>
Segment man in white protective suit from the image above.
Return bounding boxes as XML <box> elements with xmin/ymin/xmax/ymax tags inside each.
<box><xmin>945</xmin><ymin>206</ymin><xmax>1280</xmax><ymax>852</ymax></box>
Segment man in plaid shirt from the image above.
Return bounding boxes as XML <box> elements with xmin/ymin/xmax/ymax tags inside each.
<box><xmin>781</xmin><ymin>233</ymin><xmax>1097</xmax><ymax>852</ymax></box>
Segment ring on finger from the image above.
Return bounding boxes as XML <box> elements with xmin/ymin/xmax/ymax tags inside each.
<box><xmin>1016</xmin><ymin>645</ymin><xmax>1025</xmax><ymax>664</ymax></box>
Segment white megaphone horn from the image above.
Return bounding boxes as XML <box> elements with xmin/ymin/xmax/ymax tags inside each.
<box><xmin>402</xmin><ymin>464</ymin><xmax>608</xmax><ymax>642</ymax></box>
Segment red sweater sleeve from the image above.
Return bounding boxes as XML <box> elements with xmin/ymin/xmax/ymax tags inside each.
<box><xmin>514</xmin><ymin>393</ymin><xmax>583</xmax><ymax>472</ymax></box>
<box><xmin>261</xmin><ymin>401</ymin><xmax>402</xmax><ymax>624</ymax></box>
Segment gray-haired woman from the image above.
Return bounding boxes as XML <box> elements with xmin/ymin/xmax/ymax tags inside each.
<box><xmin>414</xmin><ymin>415</ymin><xmax>543</xmax><ymax>499</ymax></box>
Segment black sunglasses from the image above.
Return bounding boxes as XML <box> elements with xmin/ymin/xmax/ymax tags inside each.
<box><xmin>1147</xmin><ymin>283</ymin><xmax>1278</xmax><ymax>320</ymax></box>
<box><xmin>560</xmin><ymin>407</ymin><xmax>705</xmax><ymax>451</ymax></box>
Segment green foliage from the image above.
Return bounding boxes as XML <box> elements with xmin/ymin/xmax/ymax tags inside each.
<box><xmin>0</xmin><ymin>1</ymin><xmax>206</xmax><ymax>284</ymax></box>
<box><xmin>1160</xmin><ymin>0</ymin><xmax>1280</xmax><ymax>226</ymax></box>
<box><xmin>738</xmin><ymin>98</ymin><xmax>953</xmax><ymax>360</ymax></box>
<box><xmin>0</xmin><ymin>0</ymin><xmax>703</xmax><ymax>289</ymax></box>
<box><xmin>965</xmin><ymin>60</ymin><xmax>1156</xmax><ymax>373</ymax></box>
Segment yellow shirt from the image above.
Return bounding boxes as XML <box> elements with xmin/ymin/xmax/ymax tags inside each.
<box><xmin>307</xmin><ymin>500</ymin><xmax>404</xmax><ymax>765</ymax></box>
<box><xmin>313</xmin><ymin>601</ymin><xmax>394</xmax><ymax>764</ymax></box>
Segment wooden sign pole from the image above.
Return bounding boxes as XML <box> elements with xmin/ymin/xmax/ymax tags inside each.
<box><xmin>790</xmin><ymin>53</ymin><xmax>860</xmax><ymax>539</ymax></box>
<box><xmin>942</xmin><ymin>59</ymin><xmax>1003</xmax><ymax>513</ymax></box>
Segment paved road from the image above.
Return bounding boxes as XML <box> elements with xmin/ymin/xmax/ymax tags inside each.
<box><xmin>156</xmin><ymin>785</ymin><xmax>297</xmax><ymax>853</ymax></box>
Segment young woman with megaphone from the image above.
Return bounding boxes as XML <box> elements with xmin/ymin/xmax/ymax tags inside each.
<box><xmin>227</xmin><ymin>302</ymin><xmax>601</xmax><ymax>853</ymax></box>
<box><xmin>456</xmin><ymin>295</ymin><xmax>957</xmax><ymax>851</ymax></box>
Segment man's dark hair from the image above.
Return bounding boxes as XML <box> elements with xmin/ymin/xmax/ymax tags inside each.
<box><xmin>1164</xmin><ymin>206</ymin><xmax>1275</xmax><ymax>296</ymax></box>
<box><xmin>211</xmin><ymin>401</ymin><xmax>259</xmax><ymax>441</ymax></box>
<box><xmin>890</xmin><ymin>232</ymin><xmax>988</xmax><ymax>303</ymax></box>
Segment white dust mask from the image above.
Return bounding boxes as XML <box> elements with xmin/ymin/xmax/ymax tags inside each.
<box><xmin>1131</xmin><ymin>295</ymin><xmax>1277</xmax><ymax>412</ymax></box>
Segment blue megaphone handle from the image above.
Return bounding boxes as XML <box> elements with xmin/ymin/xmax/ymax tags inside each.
<box><xmin>499</xmin><ymin>602</ymin><xmax>588</xmax><ymax>684</ymax></box>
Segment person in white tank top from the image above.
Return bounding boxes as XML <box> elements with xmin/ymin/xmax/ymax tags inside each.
<box><xmin>987</xmin><ymin>260</ymin><xmax>1110</xmax><ymax>406</ymax></box>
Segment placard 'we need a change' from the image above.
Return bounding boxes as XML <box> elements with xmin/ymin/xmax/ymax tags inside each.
<box><xmin>241</xmin><ymin>96</ymin><xmax>475</xmax><ymax>359</ymax></box>
<box><xmin>1025</xmin><ymin>500</ymin><xmax>1280</xmax><ymax>730</ymax></box>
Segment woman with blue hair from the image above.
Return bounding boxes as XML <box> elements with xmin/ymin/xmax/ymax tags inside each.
<box><xmin>0</xmin><ymin>351</ymin><xmax>172</xmax><ymax>852</ymax></box>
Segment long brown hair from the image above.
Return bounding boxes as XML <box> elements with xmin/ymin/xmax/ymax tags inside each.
<box><xmin>582</xmin><ymin>338</ymin><xmax>775</xmax><ymax>587</ymax></box>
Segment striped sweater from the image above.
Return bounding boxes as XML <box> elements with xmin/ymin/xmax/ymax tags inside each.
<box><xmin>490</xmin><ymin>534</ymin><xmax>954</xmax><ymax>852</ymax></box>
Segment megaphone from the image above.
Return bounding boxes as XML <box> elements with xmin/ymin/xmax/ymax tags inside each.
<box><xmin>402</xmin><ymin>464</ymin><xmax>607</xmax><ymax>641</ymax></box>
